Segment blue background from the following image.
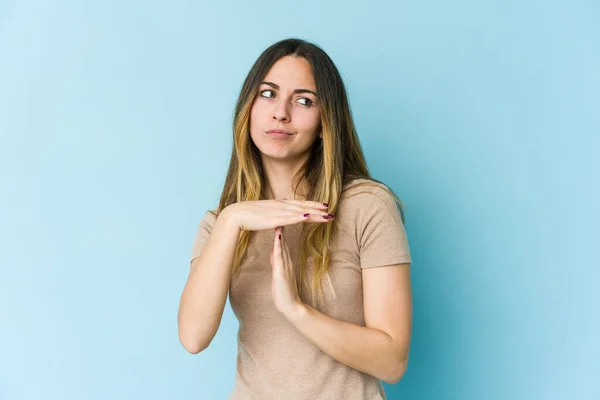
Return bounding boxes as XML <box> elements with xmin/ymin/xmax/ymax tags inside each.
<box><xmin>1</xmin><ymin>1</ymin><xmax>598</xmax><ymax>399</ymax></box>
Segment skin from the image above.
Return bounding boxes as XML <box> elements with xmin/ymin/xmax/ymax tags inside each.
<box><xmin>252</xmin><ymin>57</ymin><xmax>412</xmax><ymax>383</ymax></box>
<box><xmin>249</xmin><ymin>55</ymin><xmax>322</xmax><ymax>201</ymax></box>
<box><xmin>179</xmin><ymin>55</ymin><xmax>412</xmax><ymax>385</ymax></box>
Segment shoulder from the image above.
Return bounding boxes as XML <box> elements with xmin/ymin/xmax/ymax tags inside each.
<box><xmin>340</xmin><ymin>178</ymin><xmax>406</xmax><ymax>226</ymax></box>
<box><xmin>341</xmin><ymin>178</ymin><xmax>399</xmax><ymax>209</ymax></box>
<box><xmin>197</xmin><ymin>207</ymin><xmax>219</xmax><ymax>231</ymax></box>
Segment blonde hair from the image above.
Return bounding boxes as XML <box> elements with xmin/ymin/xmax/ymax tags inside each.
<box><xmin>212</xmin><ymin>38</ymin><xmax>406</xmax><ymax>307</ymax></box>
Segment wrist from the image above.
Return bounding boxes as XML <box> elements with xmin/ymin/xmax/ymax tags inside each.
<box><xmin>218</xmin><ymin>204</ymin><xmax>241</xmax><ymax>232</ymax></box>
<box><xmin>283</xmin><ymin>301</ymin><xmax>308</xmax><ymax>323</ymax></box>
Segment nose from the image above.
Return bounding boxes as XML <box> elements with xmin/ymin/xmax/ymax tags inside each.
<box><xmin>272</xmin><ymin>99</ymin><xmax>290</xmax><ymax>122</ymax></box>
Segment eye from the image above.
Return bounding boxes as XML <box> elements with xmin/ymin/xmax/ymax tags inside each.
<box><xmin>297</xmin><ymin>97</ymin><xmax>313</xmax><ymax>107</ymax></box>
<box><xmin>260</xmin><ymin>89</ymin><xmax>275</xmax><ymax>98</ymax></box>
<box><xmin>259</xmin><ymin>89</ymin><xmax>314</xmax><ymax>107</ymax></box>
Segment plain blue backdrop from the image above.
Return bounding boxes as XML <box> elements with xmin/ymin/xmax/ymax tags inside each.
<box><xmin>1</xmin><ymin>0</ymin><xmax>598</xmax><ymax>399</ymax></box>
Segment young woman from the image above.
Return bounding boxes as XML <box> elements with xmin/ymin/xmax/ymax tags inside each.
<box><xmin>178</xmin><ymin>38</ymin><xmax>412</xmax><ymax>400</ymax></box>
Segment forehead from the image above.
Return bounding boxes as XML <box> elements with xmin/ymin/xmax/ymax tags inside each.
<box><xmin>263</xmin><ymin>56</ymin><xmax>316</xmax><ymax>89</ymax></box>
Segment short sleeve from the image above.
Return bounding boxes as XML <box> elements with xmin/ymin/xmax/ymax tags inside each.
<box><xmin>358</xmin><ymin>188</ymin><xmax>412</xmax><ymax>269</ymax></box>
<box><xmin>190</xmin><ymin>209</ymin><xmax>217</xmax><ymax>266</ymax></box>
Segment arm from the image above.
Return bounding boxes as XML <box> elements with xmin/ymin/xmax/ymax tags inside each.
<box><xmin>285</xmin><ymin>263</ymin><xmax>412</xmax><ymax>384</ymax></box>
<box><xmin>179</xmin><ymin>199</ymin><xmax>330</xmax><ymax>354</ymax></box>
<box><xmin>177</xmin><ymin>206</ymin><xmax>240</xmax><ymax>354</ymax></box>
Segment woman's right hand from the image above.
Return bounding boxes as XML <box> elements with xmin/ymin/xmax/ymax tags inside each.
<box><xmin>225</xmin><ymin>199</ymin><xmax>334</xmax><ymax>231</ymax></box>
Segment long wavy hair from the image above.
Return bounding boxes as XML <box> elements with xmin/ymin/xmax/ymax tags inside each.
<box><xmin>213</xmin><ymin>38</ymin><xmax>406</xmax><ymax>307</ymax></box>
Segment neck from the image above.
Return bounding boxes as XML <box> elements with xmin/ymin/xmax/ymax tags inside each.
<box><xmin>262</xmin><ymin>155</ymin><xmax>309</xmax><ymax>200</ymax></box>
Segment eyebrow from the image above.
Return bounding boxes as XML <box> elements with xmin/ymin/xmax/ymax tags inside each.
<box><xmin>261</xmin><ymin>81</ymin><xmax>317</xmax><ymax>97</ymax></box>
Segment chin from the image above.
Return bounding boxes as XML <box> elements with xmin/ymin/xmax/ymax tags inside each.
<box><xmin>261</xmin><ymin>150</ymin><xmax>293</xmax><ymax>161</ymax></box>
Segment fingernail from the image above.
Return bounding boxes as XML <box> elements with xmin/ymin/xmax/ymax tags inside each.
<box><xmin>304</xmin><ymin>213</ymin><xmax>310</xmax><ymax>217</ymax></box>
<box><xmin>278</xmin><ymin>233</ymin><xmax>282</xmax><ymax>240</ymax></box>
<box><xmin>323</xmin><ymin>203</ymin><xmax>329</xmax><ymax>207</ymax></box>
<box><xmin>323</xmin><ymin>214</ymin><xmax>335</xmax><ymax>220</ymax></box>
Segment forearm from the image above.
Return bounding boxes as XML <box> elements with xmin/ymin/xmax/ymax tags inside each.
<box><xmin>285</xmin><ymin>303</ymin><xmax>408</xmax><ymax>384</ymax></box>
<box><xmin>178</xmin><ymin>207</ymin><xmax>240</xmax><ymax>354</ymax></box>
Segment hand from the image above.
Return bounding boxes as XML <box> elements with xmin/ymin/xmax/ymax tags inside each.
<box><xmin>227</xmin><ymin>199</ymin><xmax>334</xmax><ymax>232</ymax></box>
<box><xmin>270</xmin><ymin>226</ymin><xmax>304</xmax><ymax>316</ymax></box>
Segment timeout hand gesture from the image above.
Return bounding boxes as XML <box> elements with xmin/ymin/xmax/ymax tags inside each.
<box><xmin>227</xmin><ymin>199</ymin><xmax>334</xmax><ymax>316</ymax></box>
<box><xmin>270</xmin><ymin>226</ymin><xmax>302</xmax><ymax>316</ymax></box>
<box><xmin>228</xmin><ymin>199</ymin><xmax>334</xmax><ymax>231</ymax></box>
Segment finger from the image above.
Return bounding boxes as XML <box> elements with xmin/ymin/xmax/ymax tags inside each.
<box><xmin>276</xmin><ymin>213</ymin><xmax>333</xmax><ymax>226</ymax></box>
<box><xmin>276</xmin><ymin>213</ymin><xmax>314</xmax><ymax>225</ymax></box>
<box><xmin>272</xmin><ymin>241</ymin><xmax>279</xmax><ymax>272</ymax></box>
<box><xmin>302</xmin><ymin>212</ymin><xmax>335</xmax><ymax>223</ymax></box>
<box><xmin>278</xmin><ymin>238</ymin><xmax>287</xmax><ymax>269</ymax></box>
<box><xmin>279</xmin><ymin>228</ymin><xmax>289</xmax><ymax>263</ymax></box>
<box><xmin>279</xmin><ymin>227</ymin><xmax>291</xmax><ymax>262</ymax></box>
<box><xmin>280</xmin><ymin>199</ymin><xmax>328</xmax><ymax>208</ymax></box>
<box><xmin>282</xmin><ymin>237</ymin><xmax>292</xmax><ymax>268</ymax></box>
<box><xmin>275</xmin><ymin>204</ymin><xmax>330</xmax><ymax>218</ymax></box>
<box><xmin>273</xmin><ymin>227</ymin><xmax>283</xmax><ymax>263</ymax></box>
<box><xmin>279</xmin><ymin>199</ymin><xmax>330</xmax><ymax>212</ymax></box>
<box><xmin>280</xmin><ymin>226</ymin><xmax>289</xmax><ymax>253</ymax></box>
<box><xmin>276</xmin><ymin>202</ymin><xmax>333</xmax><ymax>221</ymax></box>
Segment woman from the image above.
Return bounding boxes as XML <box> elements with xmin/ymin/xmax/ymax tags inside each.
<box><xmin>178</xmin><ymin>38</ymin><xmax>412</xmax><ymax>400</ymax></box>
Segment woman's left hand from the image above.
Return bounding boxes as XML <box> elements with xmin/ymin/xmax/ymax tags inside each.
<box><xmin>270</xmin><ymin>226</ymin><xmax>303</xmax><ymax>317</ymax></box>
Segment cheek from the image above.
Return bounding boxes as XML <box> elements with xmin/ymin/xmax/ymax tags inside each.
<box><xmin>249</xmin><ymin>102</ymin><xmax>263</xmax><ymax>125</ymax></box>
<box><xmin>298</xmin><ymin>110</ymin><xmax>321</xmax><ymax>133</ymax></box>
<box><xmin>249</xmin><ymin>103</ymin><xmax>268</xmax><ymax>137</ymax></box>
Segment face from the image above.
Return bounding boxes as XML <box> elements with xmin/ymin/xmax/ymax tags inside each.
<box><xmin>249</xmin><ymin>55</ymin><xmax>321</xmax><ymax>163</ymax></box>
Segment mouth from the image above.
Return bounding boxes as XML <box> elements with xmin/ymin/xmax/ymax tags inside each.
<box><xmin>265</xmin><ymin>129</ymin><xmax>293</xmax><ymax>138</ymax></box>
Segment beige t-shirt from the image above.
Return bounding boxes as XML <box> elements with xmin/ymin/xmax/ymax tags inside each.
<box><xmin>190</xmin><ymin>179</ymin><xmax>412</xmax><ymax>400</ymax></box>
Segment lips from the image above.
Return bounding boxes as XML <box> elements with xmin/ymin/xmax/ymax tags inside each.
<box><xmin>265</xmin><ymin>129</ymin><xmax>293</xmax><ymax>139</ymax></box>
<box><xmin>266</xmin><ymin>129</ymin><xmax>293</xmax><ymax>135</ymax></box>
